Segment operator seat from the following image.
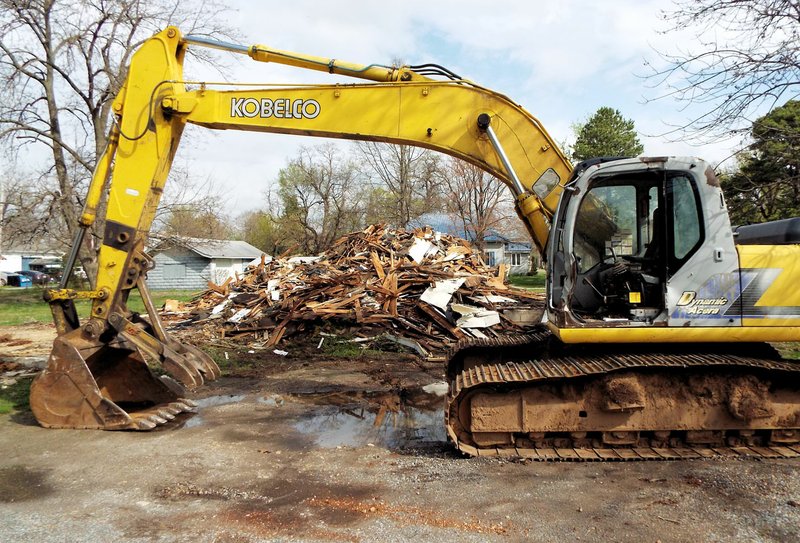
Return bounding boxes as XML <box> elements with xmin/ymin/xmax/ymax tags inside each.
<box><xmin>643</xmin><ymin>207</ymin><xmax>663</xmax><ymax>263</ymax></box>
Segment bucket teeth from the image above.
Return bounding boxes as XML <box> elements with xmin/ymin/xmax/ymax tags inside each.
<box><xmin>124</xmin><ymin>402</ymin><xmax>199</xmax><ymax>429</ymax></box>
<box><xmin>148</xmin><ymin>414</ymin><xmax>168</xmax><ymax>425</ymax></box>
<box><xmin>136</xmin><ymin>419</ymin><xmax>157</xmax><ymax>430</ymax></box>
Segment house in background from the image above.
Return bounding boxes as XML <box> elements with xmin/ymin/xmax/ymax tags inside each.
<box><xmin>0</xmin><ymin>241</ymin><xmax>64</xmax><ymax>275</ymax></box>
<box><xmin>409</xmin><ymin>212</ymin><xmax>534</xmax><ymax>275</ymax></box>
<box><xmin>146</xmin><ymin>237</ymin><xmax>267</xmax><ymax>290</ymax></box>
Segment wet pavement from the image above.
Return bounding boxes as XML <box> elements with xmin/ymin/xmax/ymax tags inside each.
<box><xmin>292</xmin><ymin>398</ymin><xmax>445</xmax><ymax>450</ymax></box>
<box><xmin>178</xmin><ymin>383</ymin><xmax>448</xmax><ymax>450</ymax></box>
<box><xmin>1</xmin><ymin>352</ymin><xmax>800</xmax><ymax>542</ymax></box>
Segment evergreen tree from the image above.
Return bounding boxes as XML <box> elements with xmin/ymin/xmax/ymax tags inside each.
<box><xmin>572</xmin><ymin>107</ymin><xmax>644</xmax><ymax>161</ymax></box>
<box><xmin>723</xmin><ymin>100</ymin><xmax>800</xmax><ymax>224</ymax></box>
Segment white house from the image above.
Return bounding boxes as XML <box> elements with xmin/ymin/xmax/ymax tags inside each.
<box><xmin>146</xmin><ymin>238</ymin><xmax>267</xmax><ymax>290</ymax></box>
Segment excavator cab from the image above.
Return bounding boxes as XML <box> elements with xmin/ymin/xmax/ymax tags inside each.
<box><xmin>546</xmin><ymin>156</ymin><xmax>743</xmax><ymax>339</ymax></box>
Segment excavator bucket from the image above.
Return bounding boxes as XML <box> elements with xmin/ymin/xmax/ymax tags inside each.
<box><xmin>30</xmin><ymin>322</ymin><xmax>217</xmax><ymax>430</ymax></box>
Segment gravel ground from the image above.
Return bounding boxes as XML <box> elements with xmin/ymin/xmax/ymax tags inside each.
<box><xmin>1</xmin><ymin>325</ymin><xmax>799</xmax><ymax>542</ymax></box>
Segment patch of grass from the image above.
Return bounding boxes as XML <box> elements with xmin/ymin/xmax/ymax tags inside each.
<box><xmin>0</xmin><ymin>377</ymin><xmax>33</xmax><ymax>414</ymax></box>
<box><xmin>323</xmin><ymin>341</ymin><xmax>363</xmax><ymax>358</ymax></box>
<box><xmin>0</xmin><ymin>287</ymin><xmax>199</xmax><ymax>326</ymax></box>
<box><xmin>205</xmin><ymin>347</ymin><xmax>235</xmax><ymax>371</ymax></box>
<box><xmin>775</xmin><ymin>342</ymin><xmax>800</xmax><ymax>360</ymax></box>
<box><xmin>508</xmin><ymin>273</ymin><xmax>546</xmax><ymax>290</ymax></box>
<box><xmin>203</xmin><ymin>346</ymin><xmax>258</xmax><ymax>375</ymax></box>
<box><xmin>0</xmin><ymin>288</ymin><xmax>62</xmax><ymax>325</ymax></box>
<box><xmin>321</xmin><ymin>339</ymin><xmax>382</xmax><ymax>358</ymax></box>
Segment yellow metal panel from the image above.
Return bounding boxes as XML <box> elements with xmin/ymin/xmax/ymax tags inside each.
<box><xmin>185</xmin><ymin>84</ymin><xmax>569</xmax><ymax>186</ymax></box>
<box><xmin>556</xmin><ymin>326</ymin><xmax>800</xmax><ymax>343</ymax></box>
<box><xmin>182</xmin><ymin>82</ymin><xmax>571</xmax><ymax>254</ymax></box>
<box><xmin>737</xmin><ymin>244</ymin><xmax>800</xmax><ymax>307</ymax></box>
<box><xmin>742</xmin><ymin>318</ymin><xmax>800</xmax><ymax>327</ymax></box>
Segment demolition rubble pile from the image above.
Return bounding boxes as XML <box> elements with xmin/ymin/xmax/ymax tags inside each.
<box><xmin>171</xmin><ymin>224</ymin><xmax>543</xmax><ymax>356</ymax></box>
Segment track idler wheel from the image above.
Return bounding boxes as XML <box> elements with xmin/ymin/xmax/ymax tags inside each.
<box><xmin>30</xmin><ymin>329</ymin><xmax>199</xmax><ymax>430</ymax></box>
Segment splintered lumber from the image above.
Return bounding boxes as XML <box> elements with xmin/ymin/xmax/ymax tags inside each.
<box><xmin>417</xmin><ymin>303</ymin><xmax>466</xmax><ymax>340</ymax></box>
<box><xmin>371</xmin><ymin>251</ymin><xmax>385</xmax><ymax>280</ymax></box>
<box><xmin>206</xmin><ymin>277</ymin><xmax>232</xmax><ymax>295</ymax></box>
<box><xmin>171</xmin><ymin>223</ymin><xmax>544</xmax><ymax>354</ymax></box>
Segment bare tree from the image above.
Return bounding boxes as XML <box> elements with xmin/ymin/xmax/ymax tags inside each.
<box><xmin>357</xmin><ymin>142</ymin><xmax>441</xmax><ymax>227</ymax></box>
<box><xmin>0</xmin><ymin>147</ymin><xmax>67</xmax><ymax>253</ymax></box>
<box><xmin>238</xmin><ymin>209</ymin><xmax>281</xmax><ymax>255</ymax></box>
<box><xmin>434</xmin><ymin>158</ymin><xmax>514</xmax><ymax>251</ymax></box>
<box><xmin>648</xmin><ymin>0</ymin><xmax>800</xmax><ymax>142</ymax></box>
<box><xmin>0</xmin><ymin>0</ymin><xmax>234</xmax><ymax>285</ymax></box>
<box><xmin>152</xmin><ymin>168</ymin><xmax>232</xmax><ymax>240</ymax></box>
<box><xmin>277</xmin><ymin>144</ymin><xmax>364</xmax><ymax>254</ymax></box>
<box><xmin>151</xmin><ymin>165</ymin><xmax>227</xmax><ymax>234</ymax></box>
<box><xmin>0</xmin><ymin>175</ymin><xmax>48</xmax><ymax>251</ymax></box>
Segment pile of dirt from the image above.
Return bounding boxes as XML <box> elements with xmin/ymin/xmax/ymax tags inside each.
<box><xmin>166</xmin><ymin>224</ymin><xmax>543</xmax><ymax>356</ymax></box>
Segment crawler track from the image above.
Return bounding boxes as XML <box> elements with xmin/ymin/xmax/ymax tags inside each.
<box><xmin>445</xmin><ymin>333</ymin><xmax>800</xmax><ymax>461</ymax></box>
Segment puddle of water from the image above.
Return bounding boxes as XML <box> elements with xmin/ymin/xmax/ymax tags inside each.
<box><xmin>177</xmin><ymin>384</ymin><xmax>448</xmax><ymax>447</ymax></box>
<box><xmin>180</xmin><ymin>414</ymin><xmax>205</xmax><ymax>429</ymax></box>
<box><xmin>257</xmin><ymin>394</ymin><xmax>285</xmax><ymax>407</ymax></box>
<box><xmin>193</xmin><ymin>394</ymin><xmax>246</xmax><ymax>408</ymax></box>
<box><xmin>422</xmin><ymin>381</ymin><xmax>448</xmax><ymax>397</ymax></box>
<box><xmin>291</xmin><ymin>384</ymin><xmax>449</xmax><ymax>448</ymax></box>
<box><xmin>170</xmin><ymin>394</ymin><xmax>247</xmax><ymax>429</ymax></box>
<box><xmin>294</xmin><ymin>405</ymin><xmax>445</xmax><ymax>448</ymax></box>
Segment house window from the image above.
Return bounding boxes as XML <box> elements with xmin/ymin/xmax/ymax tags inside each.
<box><xmin>163</xmin><ymin>263</ymin><xmax>186</xmax><ymax>280</ymax></box>
<box><xmin>511</xmin><ymin>253</ymin><xmax>522</xmax><ymax>266</ymax></box>
<box><xmin>484</xmin><ymin>251</ymin><xmax>497</xmax><ymax>266</ymax></box>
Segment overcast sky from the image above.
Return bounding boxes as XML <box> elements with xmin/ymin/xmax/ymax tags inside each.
<box><xmin>173</xmin><ymin>0</ymin><xmax>742</xmax><ymax>214</ymax></box>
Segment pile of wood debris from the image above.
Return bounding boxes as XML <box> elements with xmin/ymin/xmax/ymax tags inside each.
<box><xmin>167</xmin><ymin>224</ymin><xmax>544</xmax><ymax>357</ymax></box>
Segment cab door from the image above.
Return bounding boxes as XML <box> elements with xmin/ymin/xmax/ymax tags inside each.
<box><xmin>664</xmin><ymin>171</ymin><xmax>740</xmax><ymax>327</ymax></box>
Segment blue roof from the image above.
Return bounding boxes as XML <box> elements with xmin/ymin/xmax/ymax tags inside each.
<box><xmin>507</xmin><ymin>242</ymin><xmax>532</xmax><ymax>252</ymax></box>
<box><xmin>484</xmin><ymin>233</ymin><xmax>508</xmax><ymax>243</ymax></box>
<box><xmin>408</xmin><ymin>212</ymin><xmax>468</xmax><ymax>238</ymax></box>
<box><xmin>409</xmin><ymin>212</ymin><xmax>511</xmax><ymax>244</ymax></box>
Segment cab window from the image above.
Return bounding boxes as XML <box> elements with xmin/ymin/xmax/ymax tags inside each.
<box><xmin>573</xmin><ymin>184</ymin><xmax>637</xmax><ymax>273</ymax></box>
<box><xmin>667</xmin><ymin>175</ymin><xmax>702</xmax><ymax>265</ymax></box>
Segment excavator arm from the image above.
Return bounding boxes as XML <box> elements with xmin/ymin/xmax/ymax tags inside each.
<box><xmin>31</xmin><ymin>26</ymin><xmax>571</xmax><ymax>430</ymax></box>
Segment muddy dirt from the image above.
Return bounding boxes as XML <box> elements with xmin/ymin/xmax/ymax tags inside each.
<box><xmin>0</xmin><ymin>323</ymin><xmax>55</xmax><ymax>362</ymax></box>
<box><xmin>1</xmin><ymin>324</ymin><xmax>799</xmax><ymax>542</ymax></box>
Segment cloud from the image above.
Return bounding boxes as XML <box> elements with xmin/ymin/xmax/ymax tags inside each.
<box><xmin>172</xmin><ymin>0</ymin><xmax>742</xmax><ymax>213</ymax></box>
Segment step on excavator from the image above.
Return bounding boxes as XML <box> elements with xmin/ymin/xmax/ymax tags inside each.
<box><xmin>31</xmin><ymin>27</ymin><xmax>800</xmax><ymax>460</ymax></box>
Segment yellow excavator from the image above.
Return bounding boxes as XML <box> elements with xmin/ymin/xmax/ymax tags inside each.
<box><xmin>31</xmin><ymin>27</ymin><xmax>800</xmax><ymax>460</ymax></box>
